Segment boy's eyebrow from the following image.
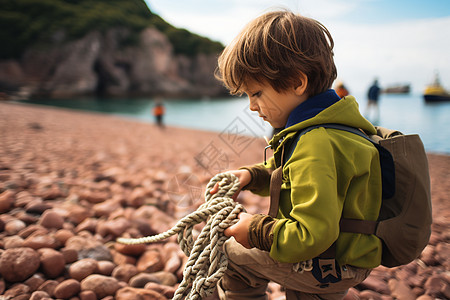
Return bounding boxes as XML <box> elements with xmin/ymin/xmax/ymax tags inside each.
<box><xmin>244</xmin><ymin>89</ymin><xmax>257</xmax><ymax>96</ymax></box>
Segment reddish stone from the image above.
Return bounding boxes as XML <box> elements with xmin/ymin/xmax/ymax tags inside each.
<box><xmin>65</xmin><ymin>235</ymin><xmax>103</xmax><ymax>251</ymax></box>
<box><xmin>38</xmin><ymin>248</ymin><xmax>66</xmax><ymax>278</ymax></box>
<box><xmin>342</xmin><ymin>288</ymin><xmax>360</xmax><ymax>300</ymax></box>
<box><xmin>40</xmin><ymin>185</ymin><xmax>66</xmax><ymax>200</ymax></box>
<box><xmin>424</xmin><ymin>274</ymin><xmax>446</xmax><ymax>298</ymax></box>
<box><xmin>111</xmin><ymin>249</ymin><xmax>137</xmax><ymax>266</ymax></box>
<box><xmin>428</xmin><ymin>231</ymin><xmax>441</xmax><ymax>245</ymax></box>
<box><xmin>4</xmin><ymin>235</ymin><xmax>25</xmax><ymax>249</ymax></box>
<box><xmin>17</xmin><ymin>211</ymin><xmax>39</xmax><ymax>224</ymax></box>
<box><xmin>359</xmin><ymin>290</ymin><xmax>383</xmax><ymax>300</ymax></box>
<box><xmin>420</xmin><ymin>245</ymin><xmax>437</xmax><ymax>266</ymax></box>
<box><xmin>54</xmin><ymin>229</ymin><xmax>75</xmax><ymax>245</ymax></box>
<box><xmin>80</xmin><ymin>274</ymin><xmax>120</xmax><ymax>298</ymax></box>
<box><xmin>93</xmin><ymin>199</ymin><xmax>121</xmax><ymax>217</ymax></box>
<box><xmin>97</xmin><ymin>260</ymin><xmax>116</xmax><ymax>276</ymax></box>
<box><xmin>115</xmin><ymin>287</ymin><xmax>166</xmax><ymax>300</ymax></box>
<box><xmin>75</xmin><ymin>218</ymin><xmax>98</xmax><ymax>234</ymax></box>
<box><xmin>25</xmin><ymin>201</ymin><xmax>52</xmax><ymax>214</ymax></box>
<box><xmin>65</xmin><ymin>204</ymin><xmax>92</xmax><ymax>225</ymax></box>
<box><xmin>61</xmin><ymin>247</ymin><xmax>79</xmax><ymax>263</ymax></box>
<box><xmin>37</xmin><ymin>280</ymin><xmax>59</xmax><ymax>297</ymax></box>
<box><xmin>359</xmin><ymin>275</ymin><xmax>390</xmax><ymax>295</ymax></box>
<box><xmin>136</xmin><ymin>250</ymin><xmax>164</xmax><ymax>273</ymax></box>
<box><xmin>111</xmin><ymin>263</ymin><xmax>139</xmax><ymax>283</ymax></box>
<box><xmin>127</xmin><ymin>188</ymin><xmax>146</xmax><ymax>207</ymax></box>
<box><xmin>23</xmin><ymin>234</ymin><xmax>59</xmax><ymax>249</ymax></box>
<box><xmin>114</xmin><ymin>241</ymin><xmax>146</xmax><ymax>256</ymax></box>
<box><xmin>0</xmin><ymin>247</ymin><xmax>40</xmax><ymax>282</ymax></box>
<box><xmin>29</xmin><ymin>290</ymin><xmax>51</xmax><ymax>300</ymax></box>
<box><xmin>416</xmin><ymin>295</ymin><xmax>433</xmax><ymax>300</ymax></box>
<box><xmin>129</xmin><ymin>273</ymin><xmax>161</xmax><ymax>288</ymax></box>
<box><xmin>54</xmin><ymin>279</ymin><xmax>81</xmax><ymax>299</ymax></box>
<box><xmin>79</xmin><ymin>290</ymin><xmax>97</xmax><ymax>300</ymax></box>
<box><xmin>441</xmin><ymin>282</ymin><xmax>450</xmax><ymax>299</ymax></box>
<box><xmin>69</xmin><ymin>258</ymin><xmax>99</xmax><ymax>281</ymax></box>
<box><xmin>132</xmin><ymin>206</ymin><xmax>174</xmax><ymax>234</ymax></box>
<box><xmin>5</xmin><ymin>219</ymin><xmax>26</xmax><ymax>234</ymax></box>
<box><xmin>24</xmin><ymin>274</ymin><xmax>46</xmax><ymax>292</ymax></box>
<box><xmin>395</xmin><ymin>267</ymin><xmax>416</xmax><ymax>283</ymax></box>
<box><xmin>96</xmin><ymin>218</ymin><xmax>130</xmax><ymax>238</ymax></box>
<box><xmin>145</xmin><ymin>282</ymin><xmax>176</xmax><ymax>299</ymax></box>
<box><xmin>150</xmin><ymin>271</ymin><xmax>178</xmax><ymax>286</ymax></box>
<box><xmin>79</xmin><ymin>190</ymin><xmax>109</xmax><ymax>204</ymax></box>
<box><xmin>4</xmin><ymin>283</ymin><xmax>31</xmax><ymax>298</ymax></box>
<box><xmin>388</xmin><ymin>278</ymin><xmax>416</xmax><ymax>300</ymax></box>
<box><xmin>16</xmin><ymin>191</ymin><xmax>39</xmax><ymax>208</ymax></box>
<box><xmin>39</xmin><ymin>210</ymin><xmax>65</xmax><ymax>229</ymax></box>
<box><xmin>0</xmin><ymin>190</ymin><xmax>14</xmax><ymax>213</ymax></box>
<box><xmin>163</xmin><ymin>253</ymin><xmax>181</xmax><ymax>273</ymax></box>
<box><xmin>435</xmin><ymin>242</ymin><xmax>450</xmax><ymax>269</ymax></box>
<box><xmin>18</xmin><ymin>224</ymin><xmax>48</xmax><ymax>239</ymax></box>
<box><xmin>412</xmin><ymin>286</ymin><xmax>425</xmax><ymax>297</ymax></box>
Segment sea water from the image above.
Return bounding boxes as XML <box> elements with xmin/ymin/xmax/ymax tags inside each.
<box><xmin>17</xmin><ymin>93</ymin><xmax>450</xmax><ymax>154</ymax></box>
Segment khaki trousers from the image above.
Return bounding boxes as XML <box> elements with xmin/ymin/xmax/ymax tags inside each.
<box><xmin>217</xmin><ymin>238</ymin><xmax>371</xmax><ymax>300</ymax></box>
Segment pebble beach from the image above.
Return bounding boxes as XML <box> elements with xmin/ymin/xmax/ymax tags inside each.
<box><xmin>0</xmin><ymin>102</ymin><xmax>448</xmax><ymax>299</ymax></box>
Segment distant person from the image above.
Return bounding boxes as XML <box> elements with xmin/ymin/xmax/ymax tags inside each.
<box><xmin>335</xmin><ymin>81</ymin><xmax>349</xmax><ymax>98</ymax></box>
<box><xmin>212</xmin><ymin>10</ymin><xmax>381</xmax><ymax>299</ymax></box>
<box><xmin>152</xmin><ymin>99</ymin><xmax>165</xmax><ymax>128</ymax></box>
<box><xmin>365</xmin><ymin>79</ymin><xmax>381</xmax><ymax>122</ymax></box>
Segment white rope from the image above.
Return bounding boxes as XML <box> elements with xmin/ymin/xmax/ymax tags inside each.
<box><xmin>117</xmin><ymin>173</ymin><xmax>245</xmax><ymax>299</ymax></box>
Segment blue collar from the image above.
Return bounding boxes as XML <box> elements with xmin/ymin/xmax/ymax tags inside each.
<box><xmin>285</xmin><ymin>89</ymin><xmax>341</xmax><ymax>128</ymax></box>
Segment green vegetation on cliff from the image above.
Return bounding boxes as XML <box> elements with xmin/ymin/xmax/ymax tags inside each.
<box><xmin>0</xmin><ymin>0</ymin><xmax>223</xmax><ymax>59</ymax></box>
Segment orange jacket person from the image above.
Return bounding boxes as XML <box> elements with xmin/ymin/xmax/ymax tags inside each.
<box><xmin>153</xmin><ymin>101</ymin><xmax>165</xmax><ymax>127</ymax></box>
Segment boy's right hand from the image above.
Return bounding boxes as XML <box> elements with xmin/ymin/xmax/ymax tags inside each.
<box><xmin>209</xmin><ymin>169</ymin><xmax>251</xmax><ymax>200</ymax></box>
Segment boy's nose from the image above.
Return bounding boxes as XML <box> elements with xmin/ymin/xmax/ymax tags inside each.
<box><xmin>249</xmin><ymin>98</ymin><xmax>258</xmax><ymax>112</ymax></box>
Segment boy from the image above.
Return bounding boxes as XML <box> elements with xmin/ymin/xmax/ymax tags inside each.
<box><xmin>212</xmin><ymin>10</ymin><xmax>382</xmax><ymax>299</ymax></box>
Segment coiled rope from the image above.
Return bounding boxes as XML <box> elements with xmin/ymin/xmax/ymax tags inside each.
<box><xmin>117</xmin><ymin>173</ymin><xmax>245</xmax><ymax>299</ymax></box>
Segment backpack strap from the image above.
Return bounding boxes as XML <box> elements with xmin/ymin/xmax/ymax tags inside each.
<box><xmin>268</xmin><ymin>146</ymin><xmax>285</xmax><ymax>218</ymax></box>
<box><xmin>283</xmin><ymin>123</ymin><xmax>373</xmax><ymax>165</ymax></box>
<box><xmin>268</xmin><ymin>166</ymin><xmax>283</xmax><ymax>218</ymax></box>
<box><xmin>339</xmin><ymin>219</ymin><xmax>377</xmax><ymax>235</ymax></box>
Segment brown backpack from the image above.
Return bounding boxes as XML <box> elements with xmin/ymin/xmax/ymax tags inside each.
<box><xmin>269</xmin><ymin>124</ymin><xmax>432</xmax><ymax>267</ymax></box>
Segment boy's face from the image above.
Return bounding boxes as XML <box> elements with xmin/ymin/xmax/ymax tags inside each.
<box><xmin>243</xmin><ymin>80</ymin><xmax>308</xmax><ymax>128</ymax></box>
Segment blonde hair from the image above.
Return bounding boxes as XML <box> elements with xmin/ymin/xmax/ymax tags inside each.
<box><xmin>215</xmin><ymin>10</ymin><xmax>337</xmax><ymax>97</ymax></box>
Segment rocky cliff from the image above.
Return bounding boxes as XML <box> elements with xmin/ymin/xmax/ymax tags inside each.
<box><xmin>0</xmin><ymin>27</ymin><xmax>227</xmax><ymax>99</ymax></box>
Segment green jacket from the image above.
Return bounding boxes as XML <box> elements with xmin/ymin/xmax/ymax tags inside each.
<box><xmin>245</xmin><ymin>96</ymin><xmax>383</xmax><ymax>268</ymax></box>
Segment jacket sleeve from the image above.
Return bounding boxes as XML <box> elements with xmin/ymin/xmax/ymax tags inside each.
<box><xmin>239</xmin><ymin>156</ymin><xmax>276</xmax><ymax>197</ymax></box>
<box><xmin>248</xmin><ymin>214</ymin><xmax>277</xmax><ymax>251</ymax></box>
<box><xmin>269</xmin><ymin>134</ymin><xmax>344</xmax><ymax>263</ymax></box>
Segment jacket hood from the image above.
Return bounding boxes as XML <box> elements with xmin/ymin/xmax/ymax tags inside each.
<box><xmin>270</xmin><ymin>96</ymin><xmax>376</xmax><ymax>147</ymax></box>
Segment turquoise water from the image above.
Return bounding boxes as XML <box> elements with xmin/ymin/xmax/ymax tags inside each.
<box><xmin>18</xmin><ymin>93</ymin><xmax>450</xmax><ymax>154</ymax></box>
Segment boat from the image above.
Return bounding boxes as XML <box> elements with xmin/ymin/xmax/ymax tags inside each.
<box><xmin>423</xmin><ymin>73</ymin><xmax>450</xmax><ymax>102</ymax></box>
<box><xmin>383</xmin><ymin>84</ymin><xmax>410</xmax><ymax>94</ymax></box>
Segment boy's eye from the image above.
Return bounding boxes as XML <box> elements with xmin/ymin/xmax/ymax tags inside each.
<box><xmin>252</xmin><ymin>91</ymin><xmax>262</xmax><ymax>97</ymax></box>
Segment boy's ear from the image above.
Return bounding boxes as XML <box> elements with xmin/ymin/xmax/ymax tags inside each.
<box><xmin>294</xmin><ymin>73</ymin><xmax>308</xmax><ymax>96</ymax></box>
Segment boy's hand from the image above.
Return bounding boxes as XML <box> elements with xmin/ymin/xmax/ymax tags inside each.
<box><xmin>224</xmin><ymin>212</ymin><xmax>253</xmax><ymax>248</ymax></box>
<box><xmin>209</xmin><ymin>169</ymin><xmax>252</xmax><ymax>200</ymax></box>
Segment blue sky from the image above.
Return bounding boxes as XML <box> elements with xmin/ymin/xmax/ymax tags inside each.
<box><xmin>144</xmin><ymin>0</ymin><xmax>450</xmax><ymax>94</ymax></box>
<box><xmin>334</xmin><ymin>0</ymin><xmax>450</xmax><ymax>23</ymax></box>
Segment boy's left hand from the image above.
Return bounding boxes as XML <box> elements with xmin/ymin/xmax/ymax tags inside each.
<box><xmin>224</xmin><ymin>212</ymin><xmax>253</xmax><ymax>248</ymax></box>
